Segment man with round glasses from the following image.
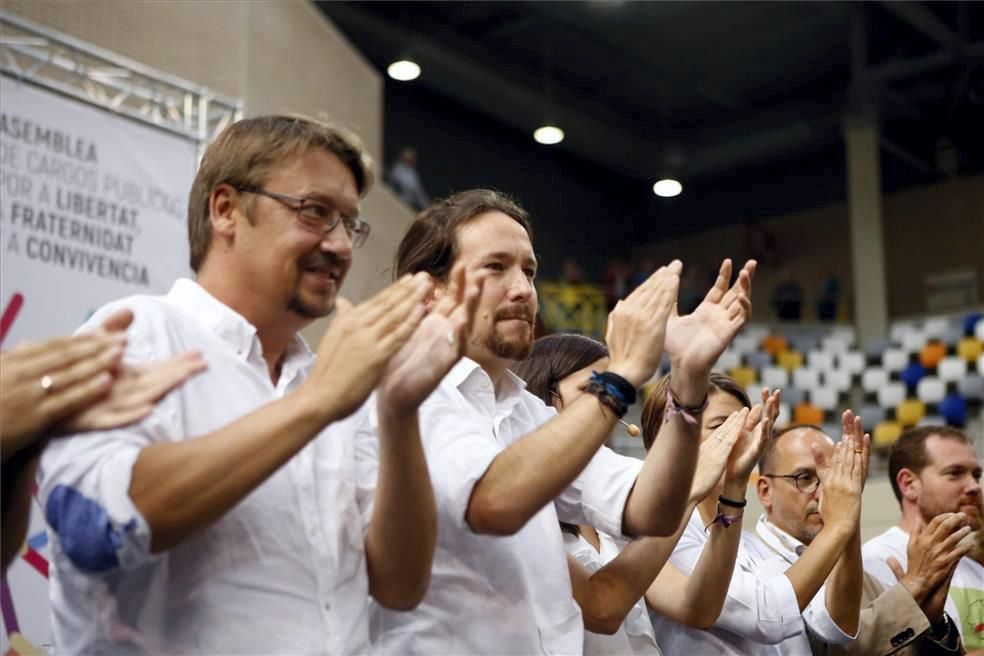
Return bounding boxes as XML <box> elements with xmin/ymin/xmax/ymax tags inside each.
<box><xmin>38</xmin><ymin>115</ymin><xmax>482</xmax><ymax>654</ymax></box>
<box><xmin>753</xmin><ymin>421</ymin><xmax>965</xmax><ymax>654</ymax></box>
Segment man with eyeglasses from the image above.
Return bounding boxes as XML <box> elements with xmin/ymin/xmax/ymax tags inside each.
<box><xmin>753</xmin><ymin>421</ymin><xmax>964</xmax><ymax>655</ymax></box>
<box><xmin>38</xmin><ymin>115</ymin><xmax>483</xmax><ymax>654</ymax></box>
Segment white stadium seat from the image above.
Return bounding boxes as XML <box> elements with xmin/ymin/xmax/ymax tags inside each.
<box><xmin>861</xmin><ymin>368</ymin><xmax>889</xmax><ymax>394</ymax></box>
<box><xmin>877</xmin><ymin>382</ymin><xmax>906</xmax><ymax>409</ymax></box>
<box><xmin>915</xmin><ymin>377</ymin><xmax>945</xmax><ymax>404</ymax></box>
<box><xmin>936</xmin><ymin>356</ymin><xmax>967</xmax><ymax>383</ymax></box>
<box><xmin>882</xmin><ymin>348</ymin><xmax>908</xmax><ymax>374</ymax></box>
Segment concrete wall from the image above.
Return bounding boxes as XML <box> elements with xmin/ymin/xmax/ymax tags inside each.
<box><xmin>0</xmin><ymin>0</ymin><xmax>416</xmax><ymax>348</ymax></box>
<box><xmin>633</xmin><ymin>174</ymin><xmax>984</xmax><ymax>322</ymax></box>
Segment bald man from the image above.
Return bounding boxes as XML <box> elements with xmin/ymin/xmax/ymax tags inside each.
<box><xmin>756</xmin><ymin>422</ymin><xmax>965</xmax><ymax>655</ymax></box>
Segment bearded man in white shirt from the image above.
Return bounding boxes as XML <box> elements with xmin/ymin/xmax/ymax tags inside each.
<box><xmin>367</xmin><ymin>188</ymin><xmax>756</xmax><ymax>654</ymax></box>
<box><xmin>38</xmin><ymin>115</ymin><xmax>484</xmax><ymax>655</ymax></box>
<box><xmin>863</xmin><ymin>425</ymin><xmax>983</xmax><ymax>652</ymax></box>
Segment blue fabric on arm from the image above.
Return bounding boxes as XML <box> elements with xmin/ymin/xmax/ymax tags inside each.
<box><xmin>45</xmin><ymin>484</ymin><xmax>131</xmax><ymax>573</ymax></box>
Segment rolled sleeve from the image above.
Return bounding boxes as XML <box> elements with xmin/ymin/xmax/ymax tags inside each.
<box><xmin>38</xmin><ymin>409</ymin><xmax>170</xmax><ymax>572</ymax></box>
<box><xmin>805</xmin><ymin>585</ymin><xmax>858</xmax><ymax>644</ymax></box>
<box><xmin>418</xmin><ymin>401</ymin><xmax>501</xmax><ymax>532</ymax></box>
<box><xmin>555</xmin><ymin>445</ymin><xmax>641</xmax><ymax>538</ymax></box>
<box><xmin>671</xmin><ymin>522</ymin><xmax>804</xmax><ymax>645</ymax></box>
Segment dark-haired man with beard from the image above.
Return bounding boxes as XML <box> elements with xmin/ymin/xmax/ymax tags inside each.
<box><xmin>864</xmin><ymin>426</ymin><xmax>982</xmax><ymax>652</ymax></box>
<box><xmin>364</xmin><ymin>188</ymin><xmax>756</xmax><ymax>654</ymax></box>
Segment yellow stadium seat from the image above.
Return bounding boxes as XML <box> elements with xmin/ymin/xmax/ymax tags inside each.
<box><xmin>895</xmin><ymin>399</ymin><xmax>926</xmax><ymax>427</ymax></box>
<box><xmin>918</xmin><ymin>342</ymin><xmax>946</xmax><ymax>369</ymax></box>
<box><xmin>761</xmin><ymin>335</ymin><xmax>788</xmax><ymax>358</ymax></box>
<box><xmin>777</xmin><ymin>350</ymin><xmax>804</xmax><ymax>372</ymax></box>
<box><xmin>729</xmin><ymin>366</ymin><xmax>758</xmax><ymax>389</ymax></box>
<box><xmin>957</xmin><ymin>337</ymin><xmax>983</xmax><ymax>363</ymax></box>
<box><xmin>873</xmin><ymin>421</ymin><xmax>904</xmax><ymax>450</ymax></box>
<box><xmin>793</xmin><ymin>403</ymin><xmax>824</xmax><ymax>425</ymax></box>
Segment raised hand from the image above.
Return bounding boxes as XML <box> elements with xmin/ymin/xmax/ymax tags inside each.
<box><xmin>664</xmin><ymin>259</ymin><xmax>756</xmax><ymax>376</ymax></box>
<box><xmin>813</xmin><ymin>429</ymin><xmax>865</xmax><ymax>532</ymax></box>
<box><xmin>1</xmin><ymin>330</ymin><xmax>127</xmax><ymax>458</ymax></box>
<box><xmin>605</xmin><ymin>261</ymin><xmax>680</xmax><ymax>388</ymax></box>
<box><xmin>888</xmin><ymin>512</ymin><xmax>973</xmax><ymax>621</ymax></box>
<box><xmin>839</xmin><ymin>410</ymin><xmax>871</xmax><ymax>486</ymax></box>
<box><xmin>689</xmin><ymin>407</ymin><xmax>749</xmax><ymax>503</ymax></box>
<box><xmin>305</xmin><ymin>273</ymin><xmax>433</xmax><ymax>421</ymax></box>
<box><xmin>760</xmin><ymin>387</ymin><xmax>782</xmax><ymax>424</ymax></box>
<box><xmin>378</xmin><ymin>264</ymin><xmax>485</xmax><ymax>415</ymax></box>
<box><xmin>60</xmin><ymin>351</ymin><xmax>207</xmax><ymax>433</ymax></box>
<box><xmin>726</xmin><ymin>404</ymin><xmax>772</xmax><ymax>484</ymax></box>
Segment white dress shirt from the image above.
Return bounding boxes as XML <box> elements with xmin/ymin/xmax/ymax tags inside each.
<box><xmin>564</xmin><ymin>530</ymin><xmax>662</xmax><ymax>655</ymax></box>
<box><xmin>364</xmin><ymin>357</ymin><xmax>643</xmax><ymax>655</ymax></box>
<box><xmin>863</xmin><ymin>526</ymin><xmax>984</xmax><ymax>649</ymax></box>
<box><xmin>38</xmin><ymin>279</ymin><xmax>375</xmax><ymax>655</ymax></box>
<box><xmin>650</xmin><ymin>510</ymin><xmax>805</xmax><ymax>655</ymax></box>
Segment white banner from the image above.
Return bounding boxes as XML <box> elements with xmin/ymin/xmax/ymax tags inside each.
<box><xmin>1</xmin><ymin>74</ymin><xmax>198</xmax><ymax>654</ymax></box>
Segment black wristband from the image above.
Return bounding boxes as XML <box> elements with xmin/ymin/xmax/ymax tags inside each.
<box><xmin>718</xmin><ymin>495</ymin><xmax>747</xmax><ymax>509</ymax></box>
<box><xmin>595</xmin><ymin>371</ymin><xmax>637</xmax><ymax>405</ymax></box>
<box><xmin>579</xmin><ymin>380</ymin><xmax>629</xmax><ymax>418</ymax></box>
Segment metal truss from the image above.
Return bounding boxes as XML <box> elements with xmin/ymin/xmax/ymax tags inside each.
<box><xmin>0</xmin><ymin>11</ymin><xmax>243</xmax><ymax>148</ymax></box>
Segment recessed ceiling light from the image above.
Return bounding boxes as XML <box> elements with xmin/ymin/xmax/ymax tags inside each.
<box><xmin>533</xmin><ymin>125</ymin><xmax>564</xmax><ymax>145</ymax></box>
<box><xmin>653</xmin><ymin>178</ymin><xmax>683</xmax><ymax>197</ymax></box>
<box><xmin>387</xmin><ymin>60</ymin><xmax>421</xmax><ymax>81</ymax></box>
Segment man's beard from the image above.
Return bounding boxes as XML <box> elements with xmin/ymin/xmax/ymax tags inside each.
<box><xmin>288</xmin><ymin>252</ymin><xmax>345</xmax><ymax>319</ymax></box>
<box><xmin>922</xmin><ymin>495</ymin><xmax>983</xmax><ymax>532</ymax></box>
<box><xmin>485</xmin><ymin>304</ymin><xmax>534</xmax><ymax>361</ymax></box>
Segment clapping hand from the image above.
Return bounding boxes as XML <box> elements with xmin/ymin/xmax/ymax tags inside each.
<box><xmin>378</xmin><ymin>264</ymin><xmax>485</xmax><ymax>415</ymax></box>
<box><xmin>664</xmin><ymin>259</ymin><xmax>756</xmax><ymax>377</ymax></box>
<box><xmin>605</xmin><ymin>261</ymin><xmax>680</xmax><ymax>388</ymax></box>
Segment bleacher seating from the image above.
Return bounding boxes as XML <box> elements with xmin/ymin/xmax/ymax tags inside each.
<box><xmin>714</xmin><ymin>310</ymin><xmax>984</xmax><ymax>450</ymax></box>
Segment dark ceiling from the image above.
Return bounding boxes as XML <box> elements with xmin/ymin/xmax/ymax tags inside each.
<box><xmin>319</xmin><ymin>1</ymin><xmax>984</xmax><ymax>190</ymax></box>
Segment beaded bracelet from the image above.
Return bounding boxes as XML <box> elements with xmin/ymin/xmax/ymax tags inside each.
<box><xmin>579</xmin><ymin>379</ymin><xmax>629</xmax><ymax>418</ymax></box>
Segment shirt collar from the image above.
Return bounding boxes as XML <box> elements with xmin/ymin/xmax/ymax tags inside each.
<box><xmin>755</xmin><ymin>515</ymin><xmax>807</xmax><ymax>563</ymax></box>
<box><xmin>166</xmin><ymin>278</ymin><xmax>314</xmax><ymax>368</ymax></box>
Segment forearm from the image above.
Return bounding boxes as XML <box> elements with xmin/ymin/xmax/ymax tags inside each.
<box><xmin>677</xmin><ymin>478</ymin><xmax>747</xmax><ymax>627</ymax></box>
<box><xmin>365</xmin><ymin>408</ymin><xmax>436</xmax><ymax>610</ymax></box>
<box><xmin>466</xmin><ymin>393</ymin><xmax>617</xmax><ymax>534</ymax></box>
<box><xmin>824</xmin><ymin>525</ymin><xmax>863</xmax><ymax>636</ymax></box>
<box><xmin>623</xmin><ymin>367</ymin><xmax>704</xmax><ymax>536</ymax></box>
<box><xmin>785</xmin><ymin>522</ymin><xmax>853</xmax><ymax>610</ymax></box>
<box><xmin>131</xmin><ymin>391</ymin><xmax>329</xmax><ymax>552</ymax></box>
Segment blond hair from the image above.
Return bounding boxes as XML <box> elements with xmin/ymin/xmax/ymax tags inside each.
<box><xmin>187</xmin><ymin>114</ymin><xmax>375</xmax><ymax>271</ymax></box>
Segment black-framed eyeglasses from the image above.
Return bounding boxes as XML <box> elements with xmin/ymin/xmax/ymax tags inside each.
<box><xmin>236</xmin><ymin>186</ymin><xmax>370</xmax><ymax>248</ymax></box>
<box><xmin>761</xmin><ymin>471</ymin><xmax>821</xmax><ymax>494</ymax></box>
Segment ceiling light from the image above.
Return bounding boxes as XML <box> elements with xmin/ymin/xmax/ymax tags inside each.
<box><xmin>387</xmin><ymin>60</ymin><xmax>421</xmax><ymax>81</ymax></box>
<box><xmin>653</xmin><ymin>178</ymin><xmax>683</xmax><ymax>197</ymax></box>
<box><xmin>533</xmin><ymin>125</ymin><xmax>564</xmax><ymax>145</ymax></box>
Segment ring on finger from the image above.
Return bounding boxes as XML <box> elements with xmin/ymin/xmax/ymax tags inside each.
<box><xmin>446</xmin><ymin>330</ymin><xmax>456</xmax><ymax>346</ymax></box>
<box><xmin>40</xmin><ymin>374</ymin><xmax>54</xmax><ymax>393</ymax></box>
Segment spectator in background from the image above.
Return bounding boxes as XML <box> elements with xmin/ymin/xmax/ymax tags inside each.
<box><xmin>561</xmin><ymin>257</ymin><xmax>584</xmax><ymax>285</ymax></box>
<box><xmin>387</xmin><ymin>146</ymin><xmax>430</xmax><ymax>211</ymax></box>
<box><xmin>602</xmin><ymin>257</ymin><xmax>631</xmax><ymax>310</ymax></box>
<box><xmin>772</xmin><ymin>269</ymin><xmax>804</xmax><ymax>321</ymax></box>
<box><xmin>863</xmin><ymin>426</ymin><xmax>983</xmax><ymax>651</ymax></box>
<box><xmin>817</xmin><ymin>275</ymin><xmax>842</xmax><ymax>322</ymax></box>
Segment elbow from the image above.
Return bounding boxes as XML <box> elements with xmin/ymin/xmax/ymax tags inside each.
<box><xmin>582</xmin><ymin>608</ymin><xmax>623</xmax><ymax>635</ymax></box>
<box><xmin>370</xmin><ymin>574</ymin><xmax>431</xmax><ymax>611</ymax></box>
<box><xmin>465</xmin><ymin>493</ymin><xmax>528</xmax><ymax>536</ymax></box>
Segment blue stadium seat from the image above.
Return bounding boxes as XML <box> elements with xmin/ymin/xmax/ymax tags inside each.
<box><xmin>938</xmin><ymin>393</ymin><xmax>967</xmax><ymax>427</ymax></box>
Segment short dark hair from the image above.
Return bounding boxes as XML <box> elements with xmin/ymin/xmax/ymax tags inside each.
<box><xmin>394</xmin><ymin>189</ymin><xmax>532</xmax><ymax>281</ymax></box>
<box><xmin>640</xmin><ymin>372</ymin><xmax>751</xmax><ymax>451</ymax></box>
<box><xmin>758</xmin><ymin>424</ymin><xmax>826</xmax><ymax>474</ymax></box>
<box><xmin>510</xmin><ymin>334</ymin><xmax>609</xmax><ymax>405</ymax></box>
<box><xmin>888</xmin><ymin>426</ymin><xmax>974</xmax><ymax>504</ymax></box>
